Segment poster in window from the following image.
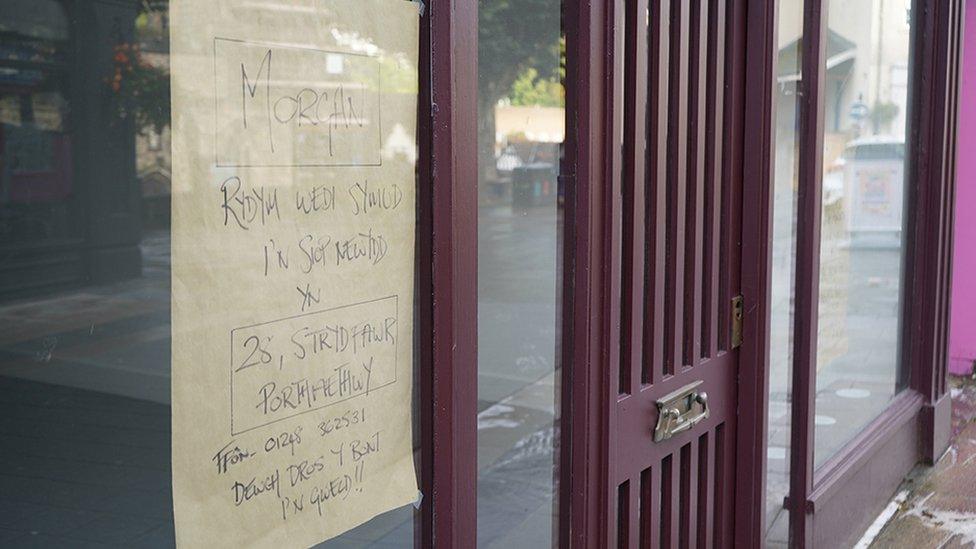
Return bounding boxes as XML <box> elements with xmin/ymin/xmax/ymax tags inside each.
<box><xmin>169</xmin><ymin>0</ymin><xmax>419</xmax><ymax>546</ymax></box>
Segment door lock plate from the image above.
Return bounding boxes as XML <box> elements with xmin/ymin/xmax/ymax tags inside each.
<box><xmin>653</xmin><ymin>380</ymin><xmax>709</xmax><ymax>442</ymax></box>
<box><xmin>731</xmin><ymin>294</ymin><xmax>744</xmax><ymax>349</ymax></box>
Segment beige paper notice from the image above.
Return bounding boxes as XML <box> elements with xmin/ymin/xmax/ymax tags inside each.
<box><xmin>169</xmin><ymin>1</ymin><xmax>419</xmax><ymax>546</ymax></box>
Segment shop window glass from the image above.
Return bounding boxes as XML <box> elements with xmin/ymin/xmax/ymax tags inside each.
<box><xmin>0</xmin><ymin>0</ymin><xmax>71</xmax><ymax>248</ymax></box>
<box><xmin>814</xmin><ymin>0</ymin><xmax>913</xmax><ymax>466</ymax></box>
<box><xmin>476</xmin><ymin>1</ymin><xmax>564</xmax><ymax>546</ymax></box>
<box><xmin>765</xmin><ymin>0</ymin><xmax>804</xmax><ymax>544</ymax></box>
<box><xmin>0</xmin><ymin>1</ymin><xmax>418</xmax><ymax>546</ymax></box>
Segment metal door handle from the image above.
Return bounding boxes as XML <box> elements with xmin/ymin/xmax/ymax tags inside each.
<box><xmin>653</xmin><ymin>381</ymin><xmax>710</xmax><ymax>442</ymax></box>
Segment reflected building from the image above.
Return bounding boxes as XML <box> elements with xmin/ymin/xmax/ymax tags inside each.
<box><xmin>0</xmin><ymin>0</ymin><xmax>169</xmax><ymax>302</ymax></box>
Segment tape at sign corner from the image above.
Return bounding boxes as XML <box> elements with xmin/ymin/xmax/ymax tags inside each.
<box><xmin>413</xmin><ymin>491</ymin><xmax>424</xmax><ymax>509</ymax></box>
<box><xmin>413</xmin><ymin>0</ymin><xmax>426</xmax><ymax>16</ymax></box>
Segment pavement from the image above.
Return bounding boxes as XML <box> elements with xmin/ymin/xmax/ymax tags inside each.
<box><xmin>476</xmin><ymin>200</ymin><xmax>560</xmax><ymax>548</ymax></box>
<box><xmin>867</xmin><ymin>376</ymin><xmax>976</xmax><ymax>548</ymax></box>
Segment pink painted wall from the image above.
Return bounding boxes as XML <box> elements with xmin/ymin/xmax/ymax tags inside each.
<box><xmin>949</xmin><ymin>0</ymin><xmax>976</xmax><ymax>376</ymax></box>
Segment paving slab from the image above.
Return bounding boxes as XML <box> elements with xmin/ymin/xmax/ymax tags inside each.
<box><xmin>869</xmin><ymin>376</ymin><xmax>976</xmax><ymax>548</ymax></box>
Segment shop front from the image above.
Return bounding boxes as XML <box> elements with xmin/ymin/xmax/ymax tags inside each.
<box><xmin>0</xmin><ymin>0</ymin><xmax>961</xmax><ymax>547</ymax></box>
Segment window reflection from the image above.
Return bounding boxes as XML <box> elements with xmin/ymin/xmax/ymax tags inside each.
<box><xmin>0</xmin><ymin>0</ymin><xmax>72</xmax><ymax>249</ymax></box>
<box><xmin>477</xmin><ymin>1</ymin><xmax>563</xmax><ymax>546</ymax></box>
<box><xmin>766</xmin><ymin>0</ymin><xmax>804</xmax><ymax>544</ymax></box>
<box><xmin>813</xmin><ymin>0</ymin><xmax>913</xmax><ymax>466</ymax></box>
<box><xmin>0</xmin><ymin>1</ymin><xmax>416</xmax><ymax>546</ymax></box>
<box><xmin>0</xmin><ymin>3</ymin><xmax>176</xmax><ymax>546</ymax></box>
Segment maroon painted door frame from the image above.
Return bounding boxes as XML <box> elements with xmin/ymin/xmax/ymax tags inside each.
<box><xmin>416</xmin><ymin>0</ymin><xmax>479</xmax><ymax>546</ymax></box>
<box><xmin>782</xmin><ymin>0</ymin><xmax>963</xmax><ymax>547</ymax></box>
<box><xmin>737</xmin><ymin>0</ymin><xmax>779</xmax><ymax>545</ymax></box>
<box><xmin>558</xmin><ymin>0</ymin><xmax>611</xmax><ymax>545</ymax></box>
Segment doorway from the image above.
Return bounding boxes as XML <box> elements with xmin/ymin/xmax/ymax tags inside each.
<box><xmin>551</xmin><ymin>0</ymin><xmax>959</xmax><ymax>547</ymax></box>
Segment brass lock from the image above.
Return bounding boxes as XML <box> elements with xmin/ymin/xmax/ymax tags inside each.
<box><xmin>652</xmin><ymin>380</ymin><xmax>710</xmax><ymax>442</ymax></box>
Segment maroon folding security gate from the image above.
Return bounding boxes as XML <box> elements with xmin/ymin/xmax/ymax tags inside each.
<box><xmin>559</xmin><ymin>0</ymin><xmax>755</xmax><ymax>546</ymax></box>
<box><xmin>608</xmin><ymin>0</ymin><xmax>745</xmax><ymax>546</ymax></box>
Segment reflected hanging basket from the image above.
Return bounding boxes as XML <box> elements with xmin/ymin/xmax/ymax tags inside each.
<box><xmin>106</xmin><ymin>42</ymin><xmax>170</xmax><ymax>135</ymax></box>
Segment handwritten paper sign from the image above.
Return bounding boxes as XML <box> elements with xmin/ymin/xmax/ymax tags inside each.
<box><xmin>170</xmin><ymin>1</ymin><xmax>419</xmax><ymax>546</ymax></box>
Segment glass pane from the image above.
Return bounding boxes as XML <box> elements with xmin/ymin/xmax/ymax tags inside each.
<box><xmin>477</xmin><ymin>1</ymin><xmax>564</xmax><ymax>546</ymax></box>
<box><xmin>814</xmin><ymin>0</ymin><xmax>913</xmax><ymax>466</ymax></box>
<box><xmin>766</xmin><ymin>0</ymin><xmax>804</xmax><ymax>544</ymax></box>
<box><xmin>0</xmin><ymin>1</ymin><xmax>418</xmax><ymax>547</ymax></box>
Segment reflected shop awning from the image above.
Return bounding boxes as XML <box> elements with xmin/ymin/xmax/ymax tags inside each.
<box><xmin>777</xmin><ymin>29</ymin><xmax>857</xmax><ymax>84</ymax></box>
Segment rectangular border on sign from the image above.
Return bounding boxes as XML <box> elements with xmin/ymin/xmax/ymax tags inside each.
<box><xmin>212</xmin><ymin>37</ymin><xmax>384</xmax><ymax>168</ymax></box>
<box><xmin>229</xmin><ymin>295</ymin><xmax>400</xmax><ymax>435</ymax></box>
